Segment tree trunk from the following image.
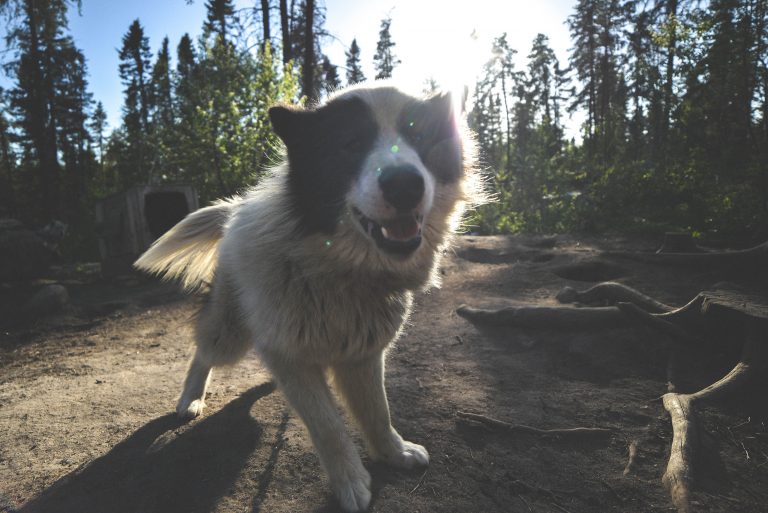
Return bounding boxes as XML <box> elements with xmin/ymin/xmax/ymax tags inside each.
<box><xmin>499</xmin><ymin>72</ymin><xmax>512</xmax><ymax>174</ymax></box>
<box><xmin>302</xmin><ymin>0</ymin><xmax>315</xmax><ymax>102</ymax></box>
<box><xmin>25</xmin><ymin>0</ymin><xmax>61</xmax><ymax>222</ymax></box>
<box><xmin>0</xmin><ymin>119</ymin><xmax>17</xmax><ymax>217</ymax></box>
<box><xmin>261</xmin><ymin>0</ymin><xmax>271</xmax><ymax>50</ymax></box>
<box><xmin>662</xmin><ymin>0</ymin><xmax>678</xmax><ymax>156</ymax></box>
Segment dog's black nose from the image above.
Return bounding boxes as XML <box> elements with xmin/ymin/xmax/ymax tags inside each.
<box><xmin>378</xmin><ymin>165</ymin><xmax>425</xmax><ymax>211</ymax></box>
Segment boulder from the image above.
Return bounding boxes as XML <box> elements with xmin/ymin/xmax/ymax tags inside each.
<box><xmin>22</xmin><ymin>284</ymin><xmax>70</xmax><ymax>317</ymax></box>
<box><xmin>0</xmin><ymin>218</ymin><xmax>55</xmax><ymax>282</ymax></box>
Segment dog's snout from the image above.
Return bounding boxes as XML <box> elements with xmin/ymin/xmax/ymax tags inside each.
<box><xmin>378</xmin><ymin>165</ymin><xmax>425</xmax><ymax>211</ymax></box>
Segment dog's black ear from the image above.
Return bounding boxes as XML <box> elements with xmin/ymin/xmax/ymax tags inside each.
<box><xmin>427</xmin><ymin>91</ymin><xmax>454</xmax><ymax>119</ymax></box>
<box><xmin>269</xmin><ymin>105</ymin><xmax>308</xmax><ymax>147</ymax></box>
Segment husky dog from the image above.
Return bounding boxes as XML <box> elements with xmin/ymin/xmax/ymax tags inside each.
<box><xmin>135</xmin><ymin>84</ymin><xmax>478</xmax><ymax>512</ymax></box>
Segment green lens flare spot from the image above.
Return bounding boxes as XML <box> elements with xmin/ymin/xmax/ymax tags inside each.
<box><xmin>325</xmin><ymin>240</ymin><xmax>332</xmax><ymax>247</ymax></box>
<box><xmin>390</xmin><ymin>144</ymin><xmax>400</xmax><ymax>153</ymax></box>
<box><xmin>376</xmin><ymin>167</ymin><xmax>382</xmax><ymax>176</ymax></box>
<box><xmin>408</xmin><ymin>121</ymin><xmax>414</xmax><ymax>127</ymax></box>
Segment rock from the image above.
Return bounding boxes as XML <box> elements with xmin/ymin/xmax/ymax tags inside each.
<box><xmin>0</xmin><ymin>219</ymin><xmax>56</xmax><ymax>282</ymax></box>
<box><xmin>22</xmin><ymin>284</ymin><xmax>70</xmax><ymax>317</ymax></box>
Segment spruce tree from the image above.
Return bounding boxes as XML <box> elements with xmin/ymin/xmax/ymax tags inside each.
<box><xmin>345</xmin><ymin>38</ymin><xmax>365</xmax><ymax>85</ymax></box>
<box><xmin>88</xmin><ymin>101</ymin><xmax>107</xmax><ymax>171</ymax></box>
<box><xmin>373</xmin><ymin>17</ymin><xmax>400</xmax><ymax>79</ymax></box>
<box><xmin>321</xmin><ymin>56</ymin><xmax>341</xmax><ymax>93</ymax></box>
<box><xmin>150</xmin><ymin>36</ymin><xmax>176</xmax><ymax>181</ymax></box>
<box><xmin>0</xmin><ymin>92</ymin><xmax>17</xmax><ymax>217</ymax></box>
<box><xmin>204</xmin><ymin>0</ymin><xmax>235</xmax><ymax>43</ymax></box>
<box><xmin>4</xmin><ymin>0</ymin><xmax>94</xmax><ymax>224</ymax></box>
<box><xmin>118</xmin><ymin>19</ymin><xmax>152</xmax><ymax>184</ymax></box>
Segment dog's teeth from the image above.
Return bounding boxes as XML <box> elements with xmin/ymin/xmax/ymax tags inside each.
<box><xmin>381</xmin><ymin>226</ymin><xmax>391</xmax><ymax>239</ymax></box>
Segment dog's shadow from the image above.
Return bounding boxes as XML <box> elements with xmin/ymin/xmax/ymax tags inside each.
<box><xmin>21</xmin><ymin>382</ymin><xmax>278</xmax><ymax>513</ymax></box>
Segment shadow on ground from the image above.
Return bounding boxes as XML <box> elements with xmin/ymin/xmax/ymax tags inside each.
<box><xmin>21</xmin><ymin>382</ymin><xmax>277</xmax><ymax>513</ymax></box>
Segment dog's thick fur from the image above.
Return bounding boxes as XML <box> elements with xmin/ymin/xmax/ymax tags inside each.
<box><xmin>135</xmin><ymin>84</ymin><xmax>478</xmax><ymax>512</ymax></box>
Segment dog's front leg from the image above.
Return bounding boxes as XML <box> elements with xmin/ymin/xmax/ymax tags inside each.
<box><xmin>269</xmin><ymin>359</ymin><xmax>371</xmax><ymax>512</ymax></box>
<box><xmin>333</xmin><ymin>353</ymin><xmax>429</xmax><ymax>469</ymax></box>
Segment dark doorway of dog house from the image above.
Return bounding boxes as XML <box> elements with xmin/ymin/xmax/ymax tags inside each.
<box><xmin>95</xmin><ymin>185</ymin><xmax>199</xmax><ymax>276</ymax></box>
<box><xmin>144</xmin><ymin>191</ymin><xmax>192</xmax><ymax>241</ymax></box>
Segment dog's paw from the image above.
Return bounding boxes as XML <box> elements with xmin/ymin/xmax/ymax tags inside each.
<box><xmin>176</xmin><ymin>398</ymin><xmax>205</xmax><ymax>419</ymax></box>
<box><xmin>379</xmin><ymin>440</ymin><xmax>429</xmax><ymax>469</ymax></box>
<box><xmin>331</xmin><ymin>465</ymin><xmax>372</xmax><ymax>512</ymax></box>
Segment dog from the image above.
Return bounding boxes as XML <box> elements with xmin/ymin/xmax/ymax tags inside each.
<box><xmin>134</xmin><ymin>83</ymin><xmax>478</xmax><ymax>512</ymax></box>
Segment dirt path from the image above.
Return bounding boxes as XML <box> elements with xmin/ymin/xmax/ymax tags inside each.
<box><xmin>1</xmin><ymin>235</ymin><xmax>767</xmax><ymax>513</ymax></box>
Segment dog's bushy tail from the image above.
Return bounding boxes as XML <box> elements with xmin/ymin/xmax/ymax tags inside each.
<box><xmin>134</xmin><ymin>198</ymin><xmax>237</xmax><ymax>291</ymax></box>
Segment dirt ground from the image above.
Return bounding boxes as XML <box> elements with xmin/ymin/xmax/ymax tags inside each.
<box><xmin>1</xmin><ymin>234</ymin><xmax>767</xmax><ymax>513</ymax></box>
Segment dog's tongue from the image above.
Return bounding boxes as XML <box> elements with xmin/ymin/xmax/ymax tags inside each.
<box><xmin>382</xmin><ymin>217</ymin><xmax>420</xmax><ymax>241</ymax></box>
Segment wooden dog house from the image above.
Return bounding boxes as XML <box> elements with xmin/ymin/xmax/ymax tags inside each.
<box><xmin>95</xmin><ymin>185</ymin><xmax>199</xmax><ymax>276</ymax></box>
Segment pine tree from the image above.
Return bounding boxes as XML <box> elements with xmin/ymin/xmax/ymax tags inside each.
<box><xmin>345</xmin><ymin>38</ymin><xmax>365</xmax><ymax>85</ymax></box>
<box><xmin>172</xmin><ymin>33</ymin><xmax>200</xmax><ymax>186</ymax></box>
<box><xmin>321</xmin><ymin>56</ymin><xmax>341</xmax><ymax>93</ymax></box>
<box><xmin>373</xmin><ymin>17</ymin><xmax>400</xmax><ymax>80</ymax></box>
<box><xmin>150</xmin><ymin>36</ymin><xmax>176</xmax><ymax>182</ymax></box>
<box><xmin>4</xmin><ymin>0</ymin><xmax>95</xmax><ymax>224</ymax></box>
<box><xmin>88</xmin><ymin>101</ymin><xmax>107</xmax><ymax>171</ymax></box>
<box><xmin>151</xmin><ymin>37</ymin><xmax>174</xmax><ymax>130</ymax></box>
<box><xmin>5</xmin><ymin>0</ymin><xmax>68</xmax><ymax>222</ymax></box>
<box><xmin>567</xmin><ymin>0</ymin><xmax>627</xmax><ymax>161</ymax></box>
<box><xmin>0</xmin><ymin>91</ymin><xmax>17</xmax><ymax>217</ymax></box>
<box><xmin>118</xmin><ymin>19</ymin><xmax>152</xmax><ymax>184</ymax></box>
<box><xmin>204</xmin><ymin>0</ymin><xmax>235</xmax><ymax>43</ymax></box>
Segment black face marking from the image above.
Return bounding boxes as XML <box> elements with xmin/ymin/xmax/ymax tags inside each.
<box><xmin>397</xmin><ymin>94</ymin><xmax>463</xmax><ymax>183</ymax></box>
<box><xmin>269</xmin><ymin>97</ymin><xmax>379</xmax><ymax>235</ymax></box>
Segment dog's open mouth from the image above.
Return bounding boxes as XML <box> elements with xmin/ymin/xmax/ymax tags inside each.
<box><xmin>352</xmin><ymin>207</ymin><xmax>423</xmax><ymax>255</ymax></box>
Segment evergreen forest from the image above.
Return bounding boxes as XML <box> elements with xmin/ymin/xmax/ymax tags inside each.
<box><xmin>1</xmin><ymin>0</ymin><xmax>766</xmax><ymax>259</ymax></box>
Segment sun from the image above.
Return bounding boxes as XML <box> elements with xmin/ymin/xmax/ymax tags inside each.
<box><xmin>391</xmin><ymin>22</ymin><xmax>488</xmax><ymax>103</ymax></box>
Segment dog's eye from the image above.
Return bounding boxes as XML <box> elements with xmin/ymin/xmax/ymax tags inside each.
<box><xmin>404</xmin><ymin>120</ymin><xmax>425</xmax><ymax>144</ymax></box>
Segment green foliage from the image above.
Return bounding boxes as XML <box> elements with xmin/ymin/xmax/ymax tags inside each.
<box><xmin>470</xmin><ymin>0</ymin><xmax>768</xmax><ymax>241</ymax></box>
<box><xmin>2</xmin><ymin>0</ymin><xmax>768</xmax><ymax>264</ymax></box>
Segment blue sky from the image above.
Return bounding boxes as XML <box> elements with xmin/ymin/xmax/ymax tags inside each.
<box><xmin>3</xmin><ymin>0</ymin><xmax>578</xmax><ymax>132</ymax></box>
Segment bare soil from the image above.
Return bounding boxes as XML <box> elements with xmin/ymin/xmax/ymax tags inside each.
<box><xmin>1</xmin><ymin>234</ymin><xmax>767</xmax><ymax>513</ymax></box>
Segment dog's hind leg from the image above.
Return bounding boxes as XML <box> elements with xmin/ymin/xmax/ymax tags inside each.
<box><xmin>332</xmin><ymin>353</ymin><xmax>429</xmax><ymax>469</ymax></box>
<box><xmin>176</xmin><ymin>277</ymin><xmax>253</xmax><ymax>419</ymax></box>
<box><xmin>177</xmin><ymin>351</ymin><xmax>212</xmax><ymax>419</ymax></box>
<box><xmin>268</xmin><ymin>358</ymin><xmax>371</xmax><ymax>513</ymax></box>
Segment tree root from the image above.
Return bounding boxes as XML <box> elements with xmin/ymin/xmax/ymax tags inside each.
<box><xmin>616</xmin><ymin>302</ymin><xmax>698</xmax><ymax>343</ymax></box>
<box><xmin>458</xmin><ymin>280</ymin><xmax>768</xmax><ymax>512</ymax></box>
<box><xmin>623</xmin><ymin>440</ymin><xmax>638</xmax><ymax>476</ymax></box>
<box><xmin>661</xmin><ymin>333</ymin><xmax>763</xmax><ymax>513</ymax></box>
<box><xmin>557</xmin><ymin>282</ymin><xmax>673</xmax><ymax>313</ymax></box>
<box><xmin>604</xmin><ymin>240</ymin><xmax>768</xmax><ymax>268</ymax></box>
<box><xmin>457</xmin><ymin>411</ymin><xmax>612</xmax><ymax>439</ymax></box>
<box><xmin>456</xmin><ymin>304</ymin><xmax>627</xmax><ymax>329</ymax></box>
